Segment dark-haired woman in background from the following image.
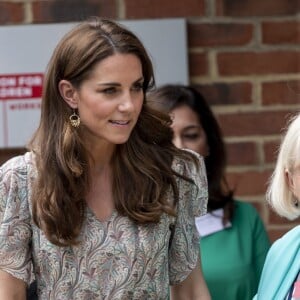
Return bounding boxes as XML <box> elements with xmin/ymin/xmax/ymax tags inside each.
<box><xmin>148</xmin><ymin>84</ymin><xmax>270</xmax><ymax>300</ymax></box>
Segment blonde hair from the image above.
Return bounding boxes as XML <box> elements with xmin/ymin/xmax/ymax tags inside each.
<box><xmin>267</xmin><ymin>113</ymin><xmax>300</xmax><ymax>220</ymax></box>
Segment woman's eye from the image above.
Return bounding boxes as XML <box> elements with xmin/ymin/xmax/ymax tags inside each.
<box><xmin>102</xmin><ymin>87</ymin><xmax>117</xmax><ymax>94</ymax></box>
<box><xmin>183</xmin><ymin>133</ymin><xmax>200</xmax><ymax>140</ymax></box>
<box><xmin>132</xmin><ymin>83</ymin><xmax>143</xmax><ymax>92</ymax></box>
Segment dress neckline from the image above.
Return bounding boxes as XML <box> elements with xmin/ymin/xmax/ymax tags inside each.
<box><xmin>85</xmin><ymin>205</ymin><xmax>117</xmax><ymax>224</ymax></box>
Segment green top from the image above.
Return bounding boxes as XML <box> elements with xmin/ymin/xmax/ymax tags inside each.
<box><xmin>200</xmin><ymin>201</ymin><xmax>270</xmax><ymax>300</ymax></box>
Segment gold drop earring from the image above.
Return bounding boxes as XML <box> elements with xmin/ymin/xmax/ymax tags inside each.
<box><xmin>69</xmin><ymin>109</ymin><xmax>80</xmax><ymax>128</ymax></box>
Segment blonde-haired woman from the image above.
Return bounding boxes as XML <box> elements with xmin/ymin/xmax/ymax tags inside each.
<box><xmin>254</xmin><ymin>113</ymin><xmax>300</xmax><ymax>300</ymax></box>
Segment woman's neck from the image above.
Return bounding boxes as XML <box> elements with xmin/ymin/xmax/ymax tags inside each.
<box><xmin>86</xmin><ymin>141</ymin><xmax>116</xmax><ymax>173</ymax></box>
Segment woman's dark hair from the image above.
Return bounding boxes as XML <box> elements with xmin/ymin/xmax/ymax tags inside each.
<box><xmin>29</xmin><ymin>18</ymin><xmax>198</xmax><ymax>246</ymax></box>
<box><xmin>148</xmin><ymin>84</ymin><xmax>235</xmax><ymax>223</ymax></box>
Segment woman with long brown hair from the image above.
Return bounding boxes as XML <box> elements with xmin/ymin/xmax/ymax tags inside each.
<box><xmin>0</xmin><ymin>18</ymin><xmax>210</xmax><ymax>299</ymax></box>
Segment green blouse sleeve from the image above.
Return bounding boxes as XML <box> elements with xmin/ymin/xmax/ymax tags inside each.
<box><xmin>250</xmin><ymin>204</ymin><xmax>271</xmax><ymax>283</ymax></box>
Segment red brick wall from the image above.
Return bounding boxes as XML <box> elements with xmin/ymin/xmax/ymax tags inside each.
<box><xmin>0</xmin><ymin>0</ymin><xmax>299</xmax><ymax>242</ymax></box>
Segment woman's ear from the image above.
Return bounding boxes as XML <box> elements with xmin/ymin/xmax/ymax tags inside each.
<box><xmin>58</xmin><ymin>80</ymin><xmax>78</xmax><ymax>109</ymax></box>
<box><xmin>285</xmin><ymin>169</ymin><xmax>295</xmax><ymax>192</ymax></box>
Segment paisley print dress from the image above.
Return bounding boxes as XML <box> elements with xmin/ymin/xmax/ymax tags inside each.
<box><xmin>0</xmin><ymin>151</ymin><xmax>207</xmax><ymax>299</ymax></box>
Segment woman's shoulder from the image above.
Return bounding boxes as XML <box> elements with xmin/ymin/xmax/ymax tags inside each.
<box><xmin>0</xmin><ymin>151</ymin><xmax>36</xmax><ymax>184</ymax></box>
<box><xmin>172</xmin><ymin>149</ymin><xmax>207</xmax><ymax>194</ymax></box>
<box><xmin>172</xmin><ymin>149</ymin><xmax>205</xmax><ymax>175</ymax></box>
<box><xmin>232</xmin><ymin>200</ymin><xmax>268</xmax><ymax>231</ymax></box>
<box><xmin>1</xmin><ymin>151</ymin><xmax>34</xmax><ymax>171</ymax></box>
<box><xmin>172</xmin><ymin>149</ymin><xmax>208</xmax><ymax>217</ymax></box>
<box><xmin>256</xmin><ymin>225</ymin><xmax>300</xmax><ymax>299</ymax></box>
<box><xmin>263</xmin><ymin>226</ymin><xmax>300</xmax><ymax>269</ymax></box>
<box><xmin>233</xmin><ymin>200</ymin><xmax>260</xmax><ymax>216</ymax></box>
<box><xmin>272</xmin><ymin>226</ymin><xmax>300</xmax><ymax>250</ymax></box>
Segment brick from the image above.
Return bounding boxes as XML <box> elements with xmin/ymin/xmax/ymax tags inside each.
<box><xmin>263</xmin><ymin>140</ymin><xmax>280</xmax><ymax>164</ymax></box>
<box><xmin>269</xmin><ymin>209</ymin><xmax>299</xmax><ymax>225</ymax></box>
<box><xmin>0</xmin><ymin>3</ymin><xmax>24</xmax><ymax>24</ymax></box>
<box><xmin>262</xmin><ymin>20</ymin><xmax>300</xmax><ymax>44</ymax></box>
<box><xmin>216</xmin><ymin>0</ymin><xmax>299</xmax><ymax>17</ymax></box>
<box><xmin>217</xmin><ymin>110</ymin><xmax>294</xmax><ymax>137</ymax></box>
<box><xmin>251</xmin><ymin>201</ymin><xmax>268</xmax><ymax>219</ymax></box>
<box><xmin>32</xmin><ymin>0</ymin><xmax>116</xmax><ymax>23</ymax></box>
<box><xmin>218</xmin><ymin>51</ymin><xmax>300</xmax><ymax>76</ymax></box>
<box><xmin>189</xmin><ymin>52</ymin><xmax>208</xmax><ymax>77</ymax></box>
<box><xmin>268</xmin><ymin>228</ymin><xmax>295</xmax><ymax>243</ymax></box>
<box><xmin>262</xmin><ymin>80</ymin><xmax>300</xmax><ymax>105</ymax></box>
<box><xmin>124</xmin><ymin>0</ymin><xmax>205</xmax><ymax>18</ymax></box>
<box><xmin>252</xmin><ymin>201</ymin><xmax>270</xmax><ymax>227</ymax></box>
<box><xmin>227</xmin><ymin>170</ymin><xmax>272</xmax><ymax>196</ymax></box>
<box><xmin>192</xmin><ymin>82</ymin><xmax>253</xmax><ymax>105</ymax></box>
<box><xmin>226</xmin><ymin>141</ymin><xmax>258</xmax><ymax>166</ymax></box>
<box><xmin>0</xmin><ymin>148</ymin><xmax>26</xmax><ymax>166</ymax></box>
<box><xmin>188</xmin><ymin>23</ymin><xmax>254</xmax><ymax>47</ymax></box>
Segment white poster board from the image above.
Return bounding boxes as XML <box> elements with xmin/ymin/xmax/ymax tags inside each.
<box><xmin>0</xmin><ymin>18</ymin><xmax>188</xmax><ymax>148</ymax></box>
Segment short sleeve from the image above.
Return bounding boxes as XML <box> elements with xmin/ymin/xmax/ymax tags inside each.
<box><xmin>249</xmin><ymin>205</ymin><xmax>270</xmax><ymax>283</ymax></box>
<box><xmin>169</xmin><ymin>150</ymin><xmax>208</xmax><ymax>284</ymax></box>
<box><xmin>0</xmin><ymin>155</ymin><xmax>32</xmax><ymax>284</ymax></box>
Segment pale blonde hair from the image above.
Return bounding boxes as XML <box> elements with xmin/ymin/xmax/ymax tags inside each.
<box><xmin>267</xmin><ymin>113</ymin><xmax>300</xmax><ymax>220</ymax></box>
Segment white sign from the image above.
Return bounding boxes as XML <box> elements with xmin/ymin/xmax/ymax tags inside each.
<box><xmin>0</xmin><ymin>18</ymin><xmax>188</xmax><ymax>148</ymax></box>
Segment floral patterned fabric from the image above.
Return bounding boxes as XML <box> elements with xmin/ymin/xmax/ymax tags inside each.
<box><xmin>0</xmin><ymin>151</ymin><xmax>208</xmax><ymax>299</ymax></box>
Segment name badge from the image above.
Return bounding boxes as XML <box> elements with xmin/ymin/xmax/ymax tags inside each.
<box><xmin>195</xmin><ymin>208</ymin><xmax>232</xmax><ymax>237</ymax></box>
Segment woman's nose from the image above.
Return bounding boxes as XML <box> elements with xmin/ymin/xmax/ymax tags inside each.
<box><xmin>118</xmin><ymin>93</ymin><xmax>134</xmax><ymax>112</ymax></box>
<box><xmin>172</xmin><ymin>136</ymin><xmax>184</xmax><ymax>149</ymax></box>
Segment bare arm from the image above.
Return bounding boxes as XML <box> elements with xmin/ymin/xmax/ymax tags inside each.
<box><xmin>170</xmin><ymin>257</ymin><xmax>211</xmax><ymax>300</ymax></box>
<box><xmin>0</xmin><ymin>270</ymin><xmax>26</xmax><ymax>300</ymax></box>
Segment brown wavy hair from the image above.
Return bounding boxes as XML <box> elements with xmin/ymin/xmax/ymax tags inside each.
<box><xmin>29</xmin><ymin>18</ymin><xmax>198</xmax><ymax>246</ymax></box>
